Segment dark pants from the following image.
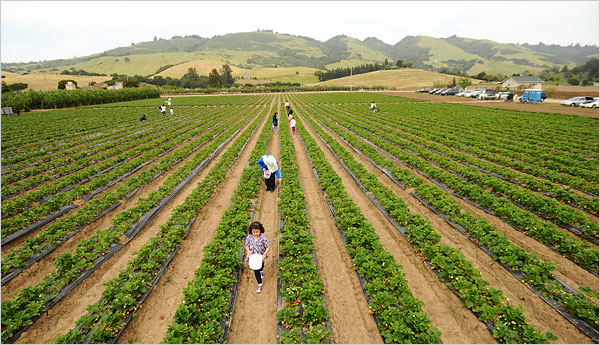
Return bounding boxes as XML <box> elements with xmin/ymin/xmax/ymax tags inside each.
<box><xmin>253</xmin><ymin>261</ymin><xmax>265</xmax><ymax>284</ymax></box>
<box><xmin>265</xmin><ymin>174</ymin><xmax>276</xmax><ymax>191</ymax></box>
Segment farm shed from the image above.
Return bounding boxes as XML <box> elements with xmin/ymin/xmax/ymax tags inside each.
<box><xmin>500</xmin><ymin>76</ymin><xmax>545</xmax><ymax>89</ymax></box>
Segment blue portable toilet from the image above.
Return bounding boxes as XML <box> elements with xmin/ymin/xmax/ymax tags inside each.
<box><xmin>520</xmin><ymin>89</ymin><xmax>543</xmax><ymax>103</ymax></box>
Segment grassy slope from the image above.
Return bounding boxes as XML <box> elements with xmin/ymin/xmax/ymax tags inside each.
<box><xmin>1</xmin><ymin>71</ymin><xmax>112</xmax><ymax>91</ymax></box>
<box><xmin>312</xmin><ymin>68</ymin><xmax>482</xmax><ymax>90</ymax></box>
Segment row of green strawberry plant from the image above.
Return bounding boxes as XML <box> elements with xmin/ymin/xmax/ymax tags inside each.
<box><xmin>87</xmin><ymin>94</ymin><xmax>268</xmax><ymax>107</ymax></box>
<box><xmin>291</xmin><ymin>98</ymin><xmax>557</xmax><ymax>343</ymax></box>
<box><xmin>328</xmin><ymin>103</ymin><xmax>599</xmax><ymax>214</ymax></box>
<box><xmin>0</xmin><ymin>107</ymin><xmax>260</xmax><ymax>343</ymax></box>
<box><xmin>54</xmin><ymin>104</ymin><xmax>265</xmax><ymax>344</ymax></box>
<box><xmin>292</xmin><ymin>104</ymin><xmax>442</xmax><ymax>343</ymax></box>
<box><xmin>1</xmin><ymin>108</ymin><xmax>252</xmax><ymax>281</ymax></box>
<box><xmin>277</xmin><ymin>113</ymin><xmax>334</xmax><ymax>343</ymax></box>
<box><xmin>1</xmin><ymin>104</ymin><xmax>207</xmax><ymax>180</ymax></box>
<box><xmin>326</xmin><ymin>103</ymin><xmax>599</xmax><ymax>213</ymax></box>
<box><xmin>374</xmin><ymin>103</ymin><xmax>598</xmax><ymax>182</ymax></box>
<box><xmin>372</xmin><ymin>103</ymin><xmax>599</xmax><ymax>192</ymax></box>
<box><xmin>321</xmin><ymin>104</ymin><xmax>599</xmax><ymax>235</ymax></box>
<box><xmin>1</xmin><ymin>107</ymin><xmax>141</xmax><ymax>158</ymax></box>
<box><xmin>301</xmin><ymin>102</ymin><xmax>599</xmax><ymax>273</ymax></box>
<box><xmin>413</xmin><ymin>184</ymin><xmax>598</xmax><ymax>337</ymax></box>
<box><xmin>162</xmin><ymin>100</ymin><xmax>274</xmax><ymax>343</ymax></box>
<box><xmin>374</xmin><ymin>102</ymin><xmax>597</xmax><ymax>159</ymax></box>
<box><xmin>1</xmin><ymin>104</ymin><xmax>239</xmax><ymax>214</ymax></box>
<box><xmin>293</xmin><ymin>92</ymin><xmax>424</xmax><ymax>104</ymax></box>
<box><xmin>1</xmin><ymin>107</ymin><xmax>206</xmax><ymax>197</ymax></box>
<box><xmin>2</xmin><ymin>110</ymin><xmax>145</xmax><ymax>173</ymax></box>
<box><xmin>0</xmin><ymin>106</ymin><xmax>244</xmax><ymax>235</ymax></box>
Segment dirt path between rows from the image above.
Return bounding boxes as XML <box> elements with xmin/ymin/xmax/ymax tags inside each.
<box><xmin>227</xmin><ymin>96</ymin><xmax>281</xmax><ymax>344</ymax></box>
<box><xmin>117</xmin><ymin>99</ymin><xmax>275</xmax><ymax>344</ymax></box>
<box><xmin>3</xmin><ymin>110</ymin><xmax>245</xmax><ymax>297</ymax></box>
<box><xmin>290</xmin><ymin>98</ymin><xmax>497</xmax><ymax>344</ymax></box>
<box><xmin>287</xmin><ymin>108</ymin><xmax>383</xmax><ymax>343</ymax></box>
<box><xmin>15</xmin><ymin>104</ymin><xmax>268</xmax><ymax>344</ymax></box>
<box><xmin>297</xmin><ymin>102</ymin><xmax>592</xmax><ymax>343</ymax></box>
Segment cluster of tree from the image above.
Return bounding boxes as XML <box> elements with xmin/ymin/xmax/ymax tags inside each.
<box><xmin>58</xmin><ymin>79</ymin><xmax>78</xmax><ymax>89</ymax></box>
<box><xmin>129</xmin><ymin>64</ymin><xmax>236</xmax><ymax>89</ymax></box>
<box><xmin>538</xmin><ymin>58</ymin><xmax>598</xmax><ymax>86</ymax></box>
<box><xmin>1</xmin><ymin>81</ymin><xmax>28</xmax><ymax>93</ymax></box>
<box><xmin>315</xmin><ymin>62</ymin><xmax>387</xmax><ymax>82</ymax></box>
<box><xmin>60</xmin><ymin>68</ymin><xmax>106</xmax><ymax>76</ymax></box>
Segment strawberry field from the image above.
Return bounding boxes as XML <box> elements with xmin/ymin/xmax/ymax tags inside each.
<box><xmin>1</xmin><ymin>92</ymin><xmax>598</xmax><ymax>344</ymax></box>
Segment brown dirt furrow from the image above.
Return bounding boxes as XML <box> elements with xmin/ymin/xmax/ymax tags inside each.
<box><xmin>14</xmin><ymin>106</ymin><xmax>266</xmax><ymax>344</ymax></box>
<box><xmin>118</xmin><ymin>100</ymin><xmax>274</xmax><ymax>344</ymax></box>
<box><xmin>289</xmin><ymin>114</ymin><xmax>383</xmax><ymax>343</ymax></box>
<box><xmin>227</xmin><ymin>98</ymin><xmax>280</xmax><ymax>344</ymax></box>
<box><xmin>305</xmin><ymin>108</ymin><xmax>593</xmax><ymax>343</ymax></box>
<box><xmin>292</xmin><ymin>102</ymin><xmax>496</xmax><ymax>344</ymax></box>
<box><xmin>2</xmin><ymin>112</ymin><xmax>244</xmax><ymax>297</ymax></box>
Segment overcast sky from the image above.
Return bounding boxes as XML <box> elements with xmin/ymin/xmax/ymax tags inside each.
<box><xmin>1</xmin><ymin>1</ymin><xmax>598</xmax><ymax>63</ymax></box>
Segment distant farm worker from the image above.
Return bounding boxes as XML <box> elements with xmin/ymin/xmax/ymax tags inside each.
<box><xmin>161</xmin><ymin>105</ymin><xmax>167</xmax><ymax>116</ymax></box>
<box><xmin>272</xmin><ymin>111</ymin><xmax>279</xmax><ymax>133</ymax></box>
<box><xmin>285</xmin><ymin>101</ymin><xmax>290</xmax><ymax>107</ymax></box>
<box><xmin>369</xmin><ymin>101</ymin><xmax>377</xmax><ymax>112</ymax></box>
<box><xmin>245</xmin><ymin>221</ymin><xmax>271</xmax><ymax>293</ymax></box>
<box><xmin>139</xmin><ymin>114</ymin><xmax>146</xmax><ymax>122</ymax></box>
<box><xmin>15</xmin><ymin>109</ymin><xmax>21</xmax><ymax>116</ymax></box>
<box><xmin>289</xmin><ymin>116</ymin><xmax>296</xmax><ymax>135</ymax></box>
<box><xmin>167</xmin><ymin>97</ymin><xmax>172</xmax><ymax>106</ymax></box>
<box><xmin>258</xmin><ymin>154</ymin><xmax>282</xmax><ymax>192</ymax></box>
<box><xmin>286</xmin><ymin>105</ymin><xmax>293</xmax><ymax>118</ymax></box>
<box><xmin>170</xmin><ymin>107</ymin><xmax>174</xmax><ymax>116</ymax></box>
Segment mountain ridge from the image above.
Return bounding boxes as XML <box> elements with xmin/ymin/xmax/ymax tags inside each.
<box><xmin>2</xmin><ymin>31</ymin><xmax>597</xmax><ymax>78</ymax></box>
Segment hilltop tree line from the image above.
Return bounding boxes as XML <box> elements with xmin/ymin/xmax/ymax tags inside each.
<box><xmin>315</xmin><ymin>59</ymin><xmax>413</xmax><ymax>82</ymax></box>
<box><xmin>538</xmin><ymin>58</ymin><xmax>599</xmax><ymax>86</ymax></box>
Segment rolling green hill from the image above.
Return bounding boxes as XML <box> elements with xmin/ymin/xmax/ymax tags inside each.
<box><xmin>2</xmin><ymin>31</ymin><xmax>597</xmax><ymax>84</ymax></box>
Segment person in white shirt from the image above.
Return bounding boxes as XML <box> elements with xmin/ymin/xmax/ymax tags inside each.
<box><xmin>289</xmin><ymin>117</ymin><xmax>296</xmax><ymax>135</ymax></box>
<box><xmin>167</xmin><ymin>97</ymin><xmax>172</xmax><ymax>106</ymax></box>
<box><xmin>170</xmin><ymin>108</ymin><xmax>174</xmax><ymax>115</ymax></box>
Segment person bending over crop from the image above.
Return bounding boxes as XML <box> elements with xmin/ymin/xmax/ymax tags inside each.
<box><xmin>258</xmin><ymin>154</ymin><xmax>281</xmax><ymax>192</ymax></box>
<box><xmin>245</xmin><ymin>221</ymin><xmax>271</xmax><ymax>293</ymax></box>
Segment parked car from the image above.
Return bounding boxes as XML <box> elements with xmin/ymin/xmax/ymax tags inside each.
<box><xmin>495</xmin><ymin>91</ymin><xmax>511</xmax><ymax>100</ymax></box>
<box><xmin>477</xmin><ymin>89</ymin><xmax>497</xmax><ymax>100</ymax></box>
<box><xmin>580</xmin><ymin>97</ymin><xmax>599</xmax><ymax>108</ymax></box>
<box><xmin>560</xmin><ymin>96</ymin><xmax>595</xmax><ymax>107</ymax></box>
<box><xmin>456</xmin><ymin>90</ymin><xmax>468</xmax><ymax>97</ymax></box>
<box><xmin>440</xmin><ymin>88</ymin><xmax>459</xmax><ymax>96</ymax></box>
<box><xmin>415</xmin><ymin>88</ymin><xmax>431</xmax><ymax>93</ymax></box>
<box><xmin>467</xmin><ymin>90</ymin><xmax>484</xmax><ymax>98</ymax></box>
<box><xmin>434</xmin><ymin>88</ymin><xmax>447</xmax><ymax>95</ymax></box>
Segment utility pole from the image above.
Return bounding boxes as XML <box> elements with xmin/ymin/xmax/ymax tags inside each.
<box><xmin>350</xmin><ymin>65</ymin><xmax>353</xmax><ymax>91</ymax></box>
<box><xmin>435</xmin><ymin>58</ymin><xmax>438</xmax><ymax>88</ymax></box>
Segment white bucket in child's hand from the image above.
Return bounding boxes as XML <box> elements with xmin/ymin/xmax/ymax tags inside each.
<box><xmin>249</xmin><ymin>254</ymin><xmax>263</xmax><ymax>270</ymax></box>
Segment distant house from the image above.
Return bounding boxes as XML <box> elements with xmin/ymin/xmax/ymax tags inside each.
<box><xmin>106</xmin><ymin>81</ymin><xmax>123</xmax><ymax>90</ymax></box>
<box><xmin>242</xmin><ymin>74</ymin><xmax>252</xmax><ymax>79</ymax></box>
<box><xmin>65</xmin><ymin>81</ymin><xmax>76</xmax><ymax>90</ymax></box>
<box><xmin>500</xmin><ymin>76</ymin><xmax>545</xmax><ymax>89</ymax></box>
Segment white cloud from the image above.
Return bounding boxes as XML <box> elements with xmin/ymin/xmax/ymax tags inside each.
<box><xmin>1</xmin><ymin>1</ymin><xmax>598</xmax><ymax>63</ymax></box>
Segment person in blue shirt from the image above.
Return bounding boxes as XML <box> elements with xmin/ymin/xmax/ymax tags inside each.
<box><xmin>258</xmin><ymin>154</ymin><xmax>281</xmax><ymax>192</ymax></box>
